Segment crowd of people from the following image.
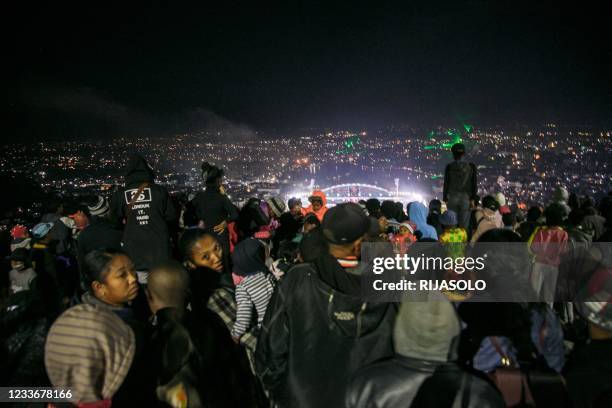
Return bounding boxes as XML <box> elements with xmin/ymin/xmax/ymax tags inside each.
<box><xmin>1</xmin><ymin>149</ymin><xmax>612</xmax><ymax>407</ymax></box>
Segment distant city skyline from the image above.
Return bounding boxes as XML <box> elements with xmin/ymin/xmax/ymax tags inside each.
<box><xmin>1</xmin><ymin>125</ymin><xmax>609</xmax><ymax>221</ymax></box>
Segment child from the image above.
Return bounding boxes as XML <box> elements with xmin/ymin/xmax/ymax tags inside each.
<box><xmin>439</xmin><ymin>210</ymin><xmax>468</xmax><ymax>244</ymax></box>
<box><xmin>392</xmin><ymin>221</ymin><xmax>417</xmax><ymax>254</ymax></box>
<box><xmin>439</xmin><ymin>210</ymin><xmax>470</xmax><ymax>301</ymax></box>
<box><xmin>9</xmin><ymin>248</ymin><xmax>37</xmax><ymax>294</ymax></box>
<box><xmin>439</xmin><ymin>210</ymin><xmax>468</xmax><ymax>261</ymax></box>
<box><xmin>231</xmin><ymin>238</ymin><xmax>274</xmax><ymax>343</ymax></box>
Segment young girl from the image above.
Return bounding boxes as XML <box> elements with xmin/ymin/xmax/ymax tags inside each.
<box><xmin>230</xmin><ymin>238</ymin><xmax>274</xmax><ymax>342</ymax></box>
<box><xmin>391</xmin><ymin>222</ymin><xmax>417</xmax><ymax>254</ymax></box>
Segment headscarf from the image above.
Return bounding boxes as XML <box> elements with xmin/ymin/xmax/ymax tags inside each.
<box><xmin>45</xmin><ymin>304</ymin><xmax>135</xmax><ymax>403</ymax></box>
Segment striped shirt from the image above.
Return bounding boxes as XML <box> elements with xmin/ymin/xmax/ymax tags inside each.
<box><xmin>231</xmin><ymin>272</ymin><xmax>274</xmax><ymax>339</ymax></box>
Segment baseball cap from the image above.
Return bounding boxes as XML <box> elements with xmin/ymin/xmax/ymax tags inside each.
<box><xmin>322</xmin><ymin>203</ymin><xmax>378</xmax><ymax>244</ymax></box>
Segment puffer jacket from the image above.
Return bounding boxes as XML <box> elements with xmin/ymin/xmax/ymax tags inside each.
<box><xmin>255</xmin><ymin>255</ymin><xmax>396</xmax><ymax>408</ymax></box>
<box><xmin>346</xmin><ymin>355</ymin><xmax>504</xmax><ymax>408</ymax></box>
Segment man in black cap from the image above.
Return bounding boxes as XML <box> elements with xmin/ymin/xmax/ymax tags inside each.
<box><xmin>255</xmin><ymin>203</ymin><xmax>396</xmax><ymax>408</ymax></box>
<box><xmin>443</xmin><ymin>143</ymin><xmax>477</xmax><ymax>230</ymax></box>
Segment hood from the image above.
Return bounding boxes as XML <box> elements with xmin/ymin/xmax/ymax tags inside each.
<box><xmin>481</xmin><ymin>208</ymin><xmax>499</xmax><ymax>219</ymax></box>
<box><xmin>232</xmin><ymin>238</ymin><xmax>268</xmax><ymax>276</ymax></box>
<box><xmin>125</xmin><ymin>154</ymin><xmax>154</xmax><ymax>185</ymax></box>
<box><xmin>393</xmin><ymin>293</ymin><xmax>460</xmax><ymax>362</ymax></box>
<box><xmin>409</xmin><ymin>202</ymin><xmax>438</xmax><ymax>240</ymax></box>
<box><xmin>313</xmin><ymin>252</ymin><xmax>362</xmax><ymax>296</ymax></box>
<box><xmin>309</xmin><ymin>190</ymin><xmax>327</xmax><ymax>207</ymax></box>
<box><xmin>553</xmin><ymin>186</ymin><xmax>569</xmax><ymax>203</ymax></box>
<box><xmin>408</xmin><ymin>202</ymin><xmax>428</xmax><ymax>225</ymax></box>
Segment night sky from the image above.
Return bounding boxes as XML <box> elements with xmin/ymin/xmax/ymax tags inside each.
<box><xmin>5</xmin><ymin>1</ymin><xmax>612</xmax><ymax>140</ymax></box>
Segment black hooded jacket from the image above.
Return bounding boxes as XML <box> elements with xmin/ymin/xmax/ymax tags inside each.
<box><xmin>110</xmin><ymin>154</ymin><xmax>177</xmax><ymax>270</ymax></box>
<box><xmin>254</xmin><ymin>254</ymin><xmax>396</xmax><ymax>408</ymax></box>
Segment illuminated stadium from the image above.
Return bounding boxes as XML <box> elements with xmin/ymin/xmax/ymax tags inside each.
<box><xmin>288</xmin><ymin>183</ymin><xmax>427</xmax><ymax>206</ymax></box>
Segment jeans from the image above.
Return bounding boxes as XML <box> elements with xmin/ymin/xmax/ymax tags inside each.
<box><xmin>447</xmin><ymin>192</ymin><xmax>471</xmax><ymax>230</ymax></box>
